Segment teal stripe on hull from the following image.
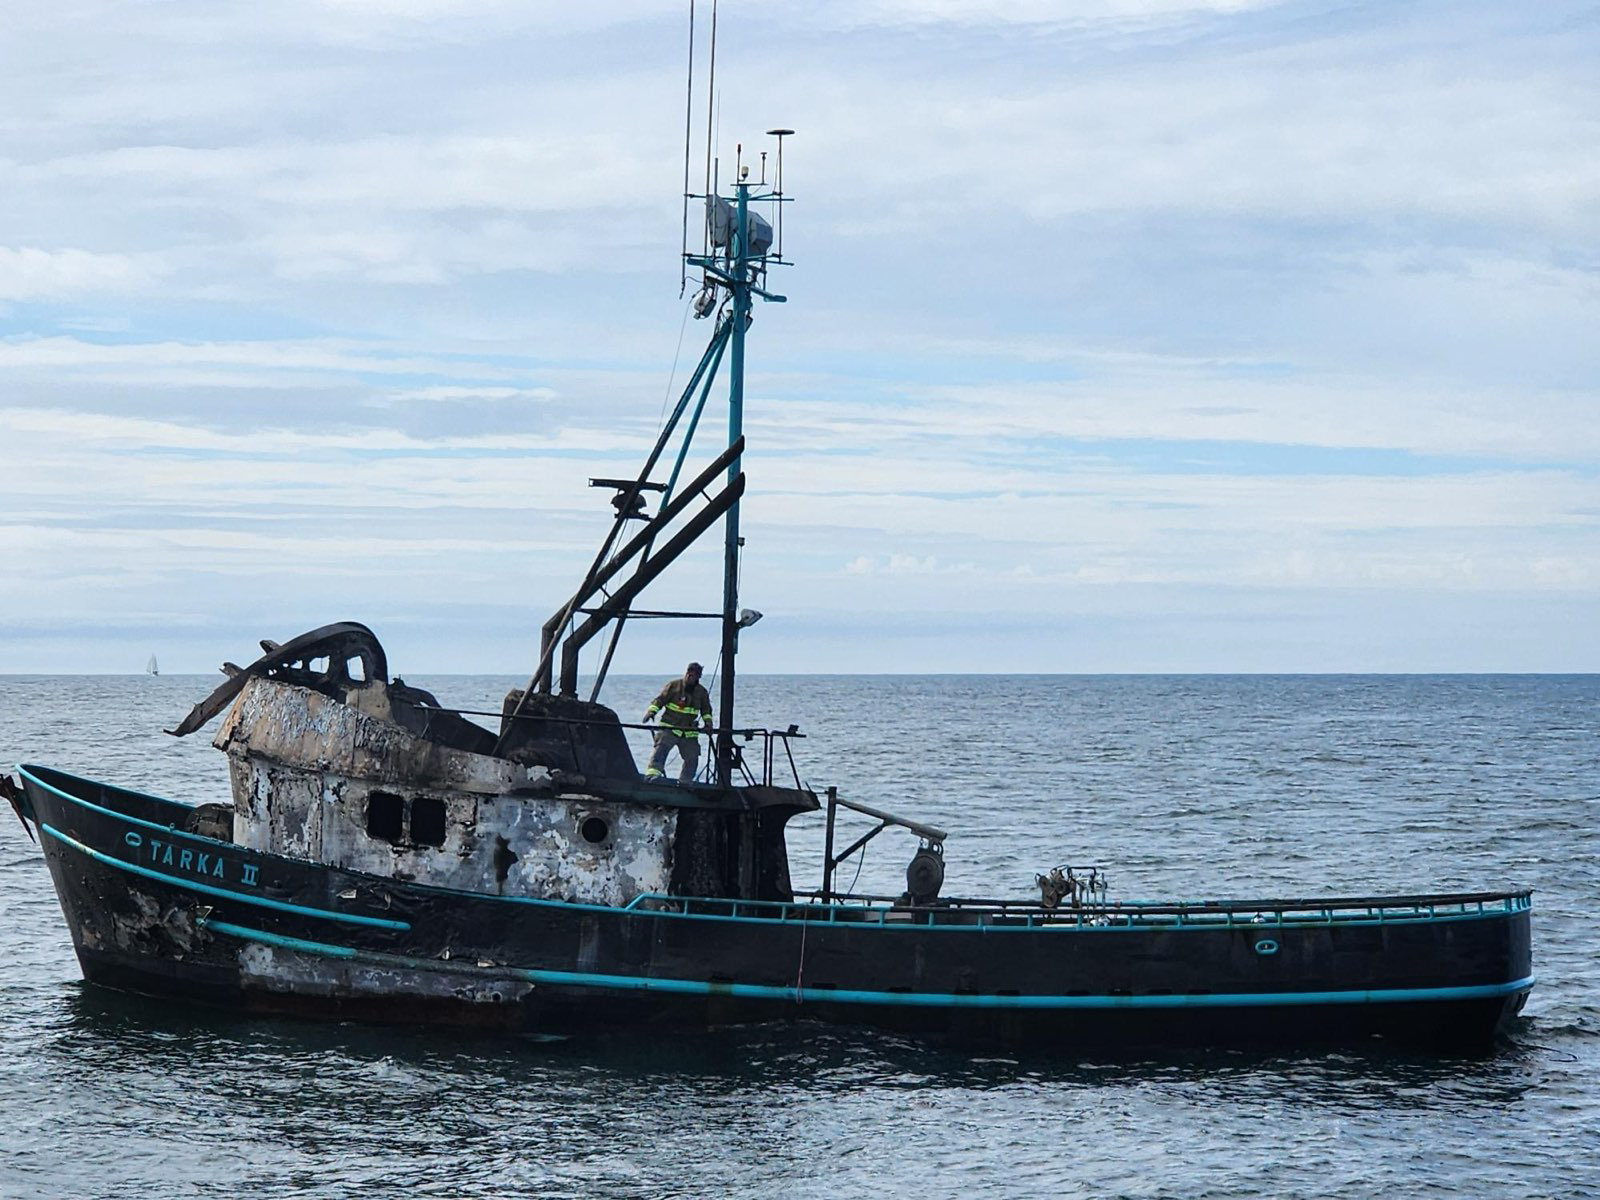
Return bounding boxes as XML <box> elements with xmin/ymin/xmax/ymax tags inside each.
<box><xmin>204</xmin><ymin>918</ymin><xmax>1535</xmax><ymax>1012</ymax></box>
<box><xmin>23</xmin><ymin>765</ymin><xmax>1531</xmax><ymax>936</ymax></box>
<box><xmin>24</xmin><ymin>767</ymin><xmax>248</xmax><ymax>848</ymax></box>
<box><xmin>38</xmin><ymin>823</ymin><xmax>411</xmax><ymax>931</ymax></box>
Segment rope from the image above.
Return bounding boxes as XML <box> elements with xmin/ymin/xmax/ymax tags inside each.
<box><xmin>793</xmin><ymin>909</ymin><xmax>808</xmax><ymax>1003</ymax></box>
<box><xmin>845</xmin><ymin>844</ymin><xmax>866</xmax><ymax>896</ymax></box>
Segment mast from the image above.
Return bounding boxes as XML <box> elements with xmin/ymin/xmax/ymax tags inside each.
<box><xmin>716</xmin><ymin>181</ymin><xmax>751</xmax><ymax>785</ymax></box>
<box><xmin>704</xmin><ymin>134</ymin><xmax>791</xmax><ymax>783</ymax></box>
<box><xmin>513</xmin><ymin>132</ymin><xmax>789</xmax><ymax>777</ymax></box>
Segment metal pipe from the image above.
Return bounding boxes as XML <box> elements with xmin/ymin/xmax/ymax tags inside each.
<box><xmin>559</xmin><ymin>475</ymin><xmax>745</xmax><ymax>692</ymax></box>
<box><xmin>590</xmin><ymin>332</ymin><xmax>732</xmax><ymax>701</ymax></box>
<box><xmin>716</xmin><ymin>181</ymin><xmax>751</xmax><ymax>785</ymax></box>
<box><xmin>827</xmin><ymin>794</ymin><xmax>947</xmax><ymax>844</ymax></box>
<box><xmin>527</xmin><ymin>317</ymin><xmax>732</xmax><ymax>697</ymax></box>
<box><xmin>821</xmin><ymin>785</ymin><xmax>838</xmax><ymax>902</ymax></box>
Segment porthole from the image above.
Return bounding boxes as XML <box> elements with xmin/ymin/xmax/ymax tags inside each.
<box><xmin>366</xmin><ymin>791</ymin><xmax>404</xmax><ymax>842</ymax></box>
<box><xmin>580</xmin><ymin>816</ymin><xmax>610</xmax><ymax>845</ymax></box>
<box><xmin>1254</xmin><ymin>938</ymin><xmax>1280</xmax><ymax>956</ymax></box>
<box><xmin>410</xmin><ymin>795</ymin><xmax>447</xmax><ymax>847</ymax></box>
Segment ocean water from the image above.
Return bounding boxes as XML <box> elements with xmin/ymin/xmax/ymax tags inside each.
<box><xmin>1</xmin><ymin>673</ymin><xmax>1596</xmax><ymax>1199</ymax></box>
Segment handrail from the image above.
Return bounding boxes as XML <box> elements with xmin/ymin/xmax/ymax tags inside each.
<box><xmin>421</xmin><ymin>705</ymin><xmax>808</xmax><ymax>744</ymax></box>
<box><xmin>409</xmin><ymin>703</ymin><xmax>809</xmax><ymax>789</ymax></box>
<box><xmin>620</xmin><ymin>889</ymin><xmax>1532</xmax><ymax>929</ymax></box>
<box><xmin>782</xmin><ymin>889</ymin><xmax>1532</xmax><ymax>917</ymax></box>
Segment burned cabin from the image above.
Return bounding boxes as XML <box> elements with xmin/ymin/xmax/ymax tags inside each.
<box><xmin>169</xmin><ymin>624</ymin><xmax>816</xmax><ymax>908</ymax></box>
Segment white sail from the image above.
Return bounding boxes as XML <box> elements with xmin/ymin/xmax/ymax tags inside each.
<box><xmin>146</xmin><ymin>655</ymin><xmax>158</xmax><ymax>675</ymax></box>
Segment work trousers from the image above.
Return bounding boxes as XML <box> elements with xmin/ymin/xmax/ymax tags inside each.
<box><xmin>646</xmin><ymin>729</ymin><xmax>700</xmax><ymax>782</ymax></box>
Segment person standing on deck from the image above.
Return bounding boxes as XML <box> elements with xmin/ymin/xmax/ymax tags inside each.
<box><xmin>642</xmin><ymin>662</ymin><xmax>713</xmax><ymax>781</ymax></box>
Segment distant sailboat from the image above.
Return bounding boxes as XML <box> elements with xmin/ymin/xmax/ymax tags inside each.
<box><xmin>146</xmin><ymin>655</ymin><xmax>158</xmax><ymax>676</ymax></box>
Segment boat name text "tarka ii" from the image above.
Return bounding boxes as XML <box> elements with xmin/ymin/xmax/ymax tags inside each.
<box><xmin>125</xmin><ymin>831</ymin><xmax>259</xmax><ymax>886</ymax></box>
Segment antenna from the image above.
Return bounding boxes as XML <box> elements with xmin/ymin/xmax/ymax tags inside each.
<box><xmin>702</xmin><ymin>0</ymin><xmax>718</xmax><ymax>255</ymax></box>
<box><xmin>767</xmin><ymin>129</ymin><xmax>793</xmax><ymax>258</ymax></box>
<box><xmin>680</xmin><ymin>1</ymin><xmax>697</xmax><ymax>295</ymax></box>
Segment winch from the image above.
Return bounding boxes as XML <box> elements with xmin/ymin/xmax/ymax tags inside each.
<box><xmin>904</xmin><ymin>841</ymin><xmax>945</xmax><ymax>905</ymax></box>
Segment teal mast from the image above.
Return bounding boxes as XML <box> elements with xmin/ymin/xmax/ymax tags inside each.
<box><xmin>684</xmin><ymin>137</ymin><xmax>789</xmax><ymax>786</ymax></box>
<box><xmin>716</xmin><ymin>180</ymin><xmax>752</xmax><ymax>786</ymax></box>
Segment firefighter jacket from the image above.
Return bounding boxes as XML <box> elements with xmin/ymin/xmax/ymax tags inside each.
<box><xmin>646</xmin><ymin>678</ymin><xmax>712</xmax><ymax>739</ymax></box>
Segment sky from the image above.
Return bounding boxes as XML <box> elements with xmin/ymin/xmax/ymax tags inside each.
<box><xmin>1</xmin><ymin>0</ymin><xmax>1597</xmax><ymax>675</ymax></box>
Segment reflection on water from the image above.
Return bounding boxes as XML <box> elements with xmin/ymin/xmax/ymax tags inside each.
<box><xmin>48</xmin><ymin>982</ymin><xmax>1547</xmax><ymax>1110</ymax></box>
<box><xmin>17</xmin><ymin>984</ymin><xmax>1575</xmax><ymax>1200</ymax></box>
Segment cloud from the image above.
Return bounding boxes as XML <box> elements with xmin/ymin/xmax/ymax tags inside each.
<box><xmin>0</xmin><ymin>405</ymin><xmax>650</xmax><ymax>471</ymax></box>
<box><xmin>843</xmin><ymin>553</ymin><xmax>957</xmax><ymax>575</ymax></box>
<box><xmin>0</xmin><ymin>246</ymin><xmax>164</xmax><ymax>300</ymax></box>
<box><xmin>372</xmin><ymin>385</ymin><xmax>557</xmax><ymax>405</ymax></box>
<box><xmin>793</xmin><ymin>49</ymin><xmax>1600</xmax><ymax>241</ymax></box>
<box><xmin>1</xmin><ymin>1</ymin><xmax>1597</xmax><ymax>670</ymax></box>
<box><xmin>877</xmin><ymin>0</ymin><xmax>1278</xmax><ymax>16</ymax></box>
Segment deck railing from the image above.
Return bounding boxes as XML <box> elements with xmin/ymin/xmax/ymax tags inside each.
<box><xmin>621</xmin><ymin>888</ymin><xmax>1532</xmax><ymax>930</ymax></box>
<box><xmin>423</xmin><ymin>705</ymin><xmax>807</xmax><ymax>788</ymax></box>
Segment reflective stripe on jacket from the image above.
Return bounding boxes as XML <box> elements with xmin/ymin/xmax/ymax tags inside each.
<box><xmin>647</xmin><ymin>678</ymin><xmax>712</xmax><ymax>739</ymax></box>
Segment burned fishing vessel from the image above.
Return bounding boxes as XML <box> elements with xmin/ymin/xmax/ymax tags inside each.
<box><xmin>5</xmin><ymin>133</ymin><xmax>1532</xmax><ymax>1049</ymax></box>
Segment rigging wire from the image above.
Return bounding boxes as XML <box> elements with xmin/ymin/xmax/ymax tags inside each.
<box><xmin>588</xmin><ymin>294</ymin><xmax>701</xmax><ymax>704</ymax></box>
<box><xmin>701</xmin><ymin>647</ymin><xmax>723</xmax><ymax>783</ymax></box>
<box><xmin>679</xmin><ymin>0</ymin><xmax>695</xmax><ymax>297</ymax></box>
<box><xmin>792</xmin><ymin>907</ymin><xmax>809</xmax><ymax>1002</ymax></box>
<box><xmin>658</xmin><ymin>299</ymin><xmax>695</xmax><ymax>429</ymax></box>
<box><xmin>845</xmin><ymin>843</ymin><xmax>867</xmax><ymax>897</ymax></box>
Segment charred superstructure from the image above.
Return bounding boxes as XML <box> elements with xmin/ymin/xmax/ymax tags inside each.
<box><xmin>166</xmin><ymin>622</ymin><xmax>814</xmax><ymax>910</ymax></box>
<box><xmin>3</xmin><ymin>127</ymin><xmax>1534</xmax><ymax>1049</ymax></box>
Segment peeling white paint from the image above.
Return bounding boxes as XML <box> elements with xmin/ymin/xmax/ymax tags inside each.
<box><xmin>218</xmin><ymin>678</ymin><xmax>674</xmax><ymax>905</ymax></box>
<box><xmin>238</xmin><ymin>943</ymin><xmax>535</xmax><ymax>1006</ymax></box>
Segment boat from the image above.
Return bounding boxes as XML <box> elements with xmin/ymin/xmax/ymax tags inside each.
<box><xmin>1</xmin><ymin>131</ymin><xmax>1532</xmax><ymax>1050</ymax></box>
<box><xmin>146</xmin><ymin>655</ymin><xmax>158</xmax><ymax>676</ymax></box>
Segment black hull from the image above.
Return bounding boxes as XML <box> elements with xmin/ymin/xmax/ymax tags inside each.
<box><xmin>71</xmin><ymin>945</ymin><xmax>1525</xmax><ymax>1051</ymax></box>
<box><xmin>17</xmin><ymin>765</ymin><xmax>1534</xmax><ymax>1050</ymax></box>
